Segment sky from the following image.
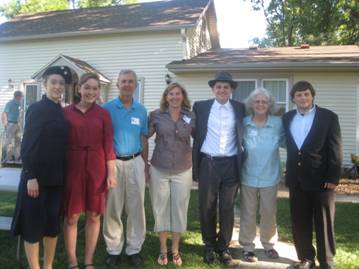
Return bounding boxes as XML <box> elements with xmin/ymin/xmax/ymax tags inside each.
<box><xmin>0</xmin><ymin>0</ymin><xmax>267</xmax><ymax>48</ymax></box>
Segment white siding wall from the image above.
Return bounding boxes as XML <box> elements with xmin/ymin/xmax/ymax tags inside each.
<box><xmin>294</xmin><ymin>72</ymin><xmax>358</xmax><ymax>165</ymax></box>
<box><xmin>0</xmin><ymin>31</ymin><xmax>184</xmax><ymax>115</ymax></box>
<box><xmin>174</xmin><ymin>71</ymin><xmax>359</xmax><ymax>165</ymax></box>
<box><xmin>184</xmin><ymin>16</ymin><xmax>212</xmax><ymax>59</ymax></box>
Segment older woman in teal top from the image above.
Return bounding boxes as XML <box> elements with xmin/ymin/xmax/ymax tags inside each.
<box><xmin>239</xmin><ymin>88</ymin><xmax>285</xmax><ymax>263</ymax></box>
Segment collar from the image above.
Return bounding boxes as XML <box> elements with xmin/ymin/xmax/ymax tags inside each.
<box><xmin>246</xmin><ymin>115</ymin><xmax>274</xmax><ymax>128</ymax></box>
<box><xmin>296</xmin><ymin>104</ymin><xmax>316</xmax><ymax>116</ymax></box>
<box><xmin>213</xmin><ymin>99</ymin><xmax>231</xmax><ymax>109</ymax></box>
<box><xmin>42</xmin><ymin>94</ymin><xmax>62</xmax><ymax>107</ymax></box>
<box><xmin>115</xmin><ymin>97</ymin><xmax>138</xmax><ymax>110</ymax></box>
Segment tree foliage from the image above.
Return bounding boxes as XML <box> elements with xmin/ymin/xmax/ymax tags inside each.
<box><xmin>250</xmin><ymin>0</ymin><xmax>359</xmax><ymax>47</ymax></box>
<box><xmin>0</xmin><ymin>0</ymin><xmax>138</xmax><ymax>18</ymax></box>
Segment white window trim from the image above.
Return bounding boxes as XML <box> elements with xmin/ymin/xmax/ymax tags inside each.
<box><xmin>135</xmin><ymin>77</ymin><xmax>145</xmax><ymax>104</ymax></box>
<box><xmin>261</xmin><ymin>78</ymin><xmax>289</xmax><ymax>111</ymax></box>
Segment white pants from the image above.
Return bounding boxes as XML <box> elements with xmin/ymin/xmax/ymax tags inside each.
<box><xmin>149</xmin><ymin>166</ymin><xmax>192</xmax><ymax>233</ymax></box>
<box><xmin>103</xmin><ymin>156</ymin><xmax>146</xmax><ymax>255</ymax></box>
<box><xmin>239</xmin><ymin>184</ymin><xmax>278</xmax><ymax>252</ymax></box>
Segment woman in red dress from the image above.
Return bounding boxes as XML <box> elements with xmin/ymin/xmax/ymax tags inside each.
<box><xmin>63</xmin><ymin>73</ymin><xmax>116</xmax><ymax>269</ymax></box>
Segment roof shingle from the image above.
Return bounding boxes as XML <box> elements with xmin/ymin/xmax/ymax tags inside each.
<box><xmin>0</xmin><ymin>0</ymin><xmax>209</xmax><ymax>40</ymax></box>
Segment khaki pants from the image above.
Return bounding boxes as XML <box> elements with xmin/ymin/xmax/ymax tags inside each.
<box><xmin>149</xmin><ymin>166</ymin><xmax>192</xmax><ymax>233</ymax></box>
<box><xmin>103</xmin><ymin>156</ymin><xmax>146</xmax><ymax>255</ymax></box>
<box><xmin>239</xmin><ymin>184</ymin><xmax>278</xmax><ymax>252</ymax></box>
<box><xmin>4</xmin><ymin>123</ymin><xmax>21</xmax><ymax>162</ymax></box>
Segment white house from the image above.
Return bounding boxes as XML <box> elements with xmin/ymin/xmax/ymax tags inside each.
<box><xmin>167</xmin><ymin>45</ymin><xmax>359</xmax><ymax>164</ymax></box>
<box><xmin>0</xmin><ymin>0</ymin><xmax>218</xmax><ymax>119</ymax></box>
<box><xmin>0</xmin><ymin>0</ymin><xmax>358</xmax><ymax>165</ymax></box>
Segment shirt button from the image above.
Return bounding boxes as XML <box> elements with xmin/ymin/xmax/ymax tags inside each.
<box><xmin>298</xmin><ymin>151</ymin><xmax>301</xmax><ymax>155</ymax></box>
<box><xmin>298</xmin><ymin>162</ymin><xmax>301</xmax><ymax>166</ymax></box>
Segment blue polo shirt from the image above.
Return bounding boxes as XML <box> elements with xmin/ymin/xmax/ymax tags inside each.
<box><xmin>4</xmin><ymin>99</ymin><xmax>21</xmax><ymax>123</ymax></box>
<box><xmin>241</xmin><ymin>115</ymin><xmax>285</xmax><ymax>188</ymax></box>
<box><xmin>103</xmin><ymin>97</ymin><xmax>148</xmax><ymax>156</ymax></box>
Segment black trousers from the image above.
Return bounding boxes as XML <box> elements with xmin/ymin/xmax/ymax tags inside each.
<box><xmin>198</xmin><ymin>155</ymin><xmax>239</xmax><ymax>252</ymax></box>
<box><xmin>289</xmin><ymin>186</ymin><xmax>336</xmax><ymax>269</ymax></box>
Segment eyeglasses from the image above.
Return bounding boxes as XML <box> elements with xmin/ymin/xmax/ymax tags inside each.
<box><xmin>254</xmin><ymin>100</ymin><xmax>269</xmax><ymax>104</ymax></box>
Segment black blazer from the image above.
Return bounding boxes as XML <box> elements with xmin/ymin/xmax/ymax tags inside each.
<box><xmin>21</xmin><ymin>95</ymin><xmax>68</xmax><ymax>186</ymax></box>
<box><xmin>192</xmin><ymin>99</ymin><xmax>245</xmax><ymax>181</ymax></box>
<box><xmin>282</xmin><ymin>106</ymin><xmax>343</xmax><ymax>190</ymax></box>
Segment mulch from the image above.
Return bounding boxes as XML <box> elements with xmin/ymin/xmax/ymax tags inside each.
<box><xmin>336</xmin><ymin>179</ymin><xmax>359</xmax><ymax>195</ymax></box>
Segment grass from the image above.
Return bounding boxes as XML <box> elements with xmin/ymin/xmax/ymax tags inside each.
<box><xmin>1</xmin><ymin>191</ymin><xmax>358</xmax><ymax>268</ymax></box>
<box><xmin>0</xmin><ymin>190</ymin><xmax>227</xmax><ymax>269</ymax></box>
<box><xmin>252</xmin><ymin>198</ymin><xmax>359</xmax><ymax>269</ymax></box>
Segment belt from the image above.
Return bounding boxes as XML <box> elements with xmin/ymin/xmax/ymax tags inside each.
<box><xmin>202</xmin><ymin>153</ymin><xmax>237</xmax><ymax>161</ymax></box>
<box><xmin>116</xmin><ymin>152</ymin><xmax>141</xmax><ymax>161</ymax></box>
<box><xmin>7</xmin><ymin>121</ymin><xmax>18</xmax><ymax>124</ymax></box>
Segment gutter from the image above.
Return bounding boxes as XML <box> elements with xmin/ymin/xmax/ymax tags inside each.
<box><xmin>166</xmin><ymin>61</ymin><xmax>359</xmax><ymax>73</ymax></box>
<box><xmin>0</xmin><ymin>24</ymin><xmax>196</xmax><ymax>43</ymax></box>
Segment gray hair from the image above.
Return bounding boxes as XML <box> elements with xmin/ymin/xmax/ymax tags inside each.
<box><xmin>245</xmin><ymin>87</ymin><xmax>277</xmax><ymax>115</ymax></box>
<box><xmin>117</xmin><ymin>69</ymin><xmax>138</xmax><ymax>85</ymax></box>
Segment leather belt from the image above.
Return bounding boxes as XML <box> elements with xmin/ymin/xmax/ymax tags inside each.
<box><xmin>116</xmin><ymin>152</ymin><xmax>141</xmax><ymax>161</ymax></box>
<box><xmin>202</xmin><ymin>153</ymin><xmax>237</xmax><ymax>161</ymax></box>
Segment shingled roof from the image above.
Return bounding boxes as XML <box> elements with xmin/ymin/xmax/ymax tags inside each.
<box><xmin>167</xmin><ymin>45</ymin><xmax>359</xmax><ymax>72</ymax></box>
<box><xmin>0</xmin><ymin>0</ymin><xmax>210</xmax><ymax>41</ymax></box>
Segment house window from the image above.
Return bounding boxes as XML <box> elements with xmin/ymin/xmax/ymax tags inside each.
<box><xmin>24</xmin><ymin>84</ymin><xmax>40</xmax><ymax>111</ymax></box>
<box><xmin>133</xmin><ymin>77</ymin><xmax>145</xmax><ymax>103</ymax></box>
<box><xmin>232</xmin><ymin>78</ymin><xmax>289</xmax><ymax>115</ymax></box>
<box><xmin>232</xmin><ymin>80</ymin><xmax>257</xmax><ymax>102</ymax></box>
<box><xmin>262</xmin><ymin>79</ymin><xmax>288</xmax><ymax>115</ymax></box>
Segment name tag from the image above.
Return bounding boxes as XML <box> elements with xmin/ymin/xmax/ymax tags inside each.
<box><xmin>182</xmin><ymin>115</ymin><xmax>191</xmax><ymax>124</ymax></box>
<box><xmin>131</xmin><ymin>117</ymin><xmax>140</xmax><ymax>125</ymax></box>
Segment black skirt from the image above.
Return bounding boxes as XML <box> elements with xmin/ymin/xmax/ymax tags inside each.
<box><xmin>11</xmin><ymin>171</ymin><xmax>63</xmax><ymax>243</ymax></box>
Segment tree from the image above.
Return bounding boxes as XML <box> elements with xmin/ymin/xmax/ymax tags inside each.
<box><xmin>0</xmin><ymin>0</ymin><xmax>138</xmax><ymax>19</ymax></box>
<box><xmin>249</xmin><ymin>0</ymin><xmax>359</xmax><ymax>47</ymax></box>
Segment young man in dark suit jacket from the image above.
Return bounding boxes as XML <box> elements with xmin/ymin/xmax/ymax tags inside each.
<box><xmin>192</xmin><ymin>71</ymin><xmax>245</xmax><ymax>265</ymax></box>
<box><xmin>282</xmin><ymin>81</ymin><xmax>342</xmax><ymax>269</ymax></box>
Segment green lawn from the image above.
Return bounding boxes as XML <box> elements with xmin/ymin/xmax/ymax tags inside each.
<box><xmin>0</xmin><ymin>191</ymin><xmax>358</xmax><ymax>269</ymax></box>
<box><xmin>276</xmin><ymin>198</ymin><xmax>359</xmax><ymax>269</ymax></box>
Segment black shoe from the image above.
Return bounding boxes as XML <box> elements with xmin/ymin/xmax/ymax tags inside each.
<box><xmin>242</xmin><ymin>251</ymin><xmax>258</xmax><ymax>262</ymax></box>
<box><xmin>105</xmin><ymin>254</ymin><xmax>120</xmax><ymax>267</ymax></box>
<box><xmin>127</xmin><ymin>253</ymin><xmax>144</xmax><ymax>267</ymax></box>
<box><xmin>218</xmin><ymin>249</ymin><xmax>233</xmax><ymax>265</ymax></box>
<box><xmin>265</xmin><ymin>248</ymin><xmax>279</xmax><ymax>259</ymax></box>
<box><xmin>203</xmin><ymin>248</ymin><xmax>216</xmax><ymax>264</ymax></box>
<box><xmin>293</xmin><ymin>259</ymin><xmax>315</xmax><ymax>269</ymax></box>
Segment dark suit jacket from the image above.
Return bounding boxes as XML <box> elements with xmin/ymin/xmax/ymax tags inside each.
<box><xmin>192</xmin><ymin>99</ymin><xmax>245</xmax><ymax>181</ymax></box>
<box><xmin>21</xmin><ymin>95</ymin><xmax>68</xmax><ymax>186</ymax></box>
<box><xmin>282</xmin><ymin>106</ymin><xmax>343</xmax><ymax>191</ymax></box>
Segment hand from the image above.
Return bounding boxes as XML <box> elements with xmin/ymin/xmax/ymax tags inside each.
<box><xmin>27</xmin><ymin>178</ymin><xmax>39</xmax><ymax>198</ymax></box>
<box><xmin>107</xmin><ymin>176</ymin><xmax>117</xmax><ymax>189</ymax></box>
<box><xmin>144</xmin><ymin>164</ymin><xmax>150</xmax><ymax>183</ymax></box>
<box><xmin>324</xmin><ymin>182</ymin><xmax>337</xmax><ymax>190</ymax></box>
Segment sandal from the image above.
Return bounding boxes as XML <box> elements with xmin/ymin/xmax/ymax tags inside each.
<box><xmin>84</xmin><ymin>264</ymin><xmax>95</xmax><ymax>268</ymax></box>
<box><xmin>157</xmin><ymin>252</ymin><xmax>168</xmax><ymax>266</ymax></box>
<box><xmin>172</xmin><ymin>252</ymin><xmax>183</xmax><ymax>266</ymax></box>
<box><xmin>68</xmin><ymin>266</ymin><xmax>80</xmax><ymax>269</ymax></box>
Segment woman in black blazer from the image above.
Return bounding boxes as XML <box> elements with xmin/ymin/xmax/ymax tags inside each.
<box><xmin>11</xmin><ymin>66</ymin><xmax>72</xmax><ymax>269</ymax></box>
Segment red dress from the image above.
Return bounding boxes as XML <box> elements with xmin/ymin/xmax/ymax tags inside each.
<box><xmin>64</xmin><ymin>103</ymin><xmax>115</xmax><ymax>217</ymax></box>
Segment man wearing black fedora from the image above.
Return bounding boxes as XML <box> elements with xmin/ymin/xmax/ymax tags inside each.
<box><xmin>192</xmin><ymin>71</ymin><xmax>245</xmax><ymax>265</ymax></box>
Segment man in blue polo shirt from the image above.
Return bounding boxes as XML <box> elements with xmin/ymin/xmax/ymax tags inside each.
<box><xmin>1</xmin><ymin>90</ymin><xmax>23</xmax><ymax>163</ymax></box>
<box><xmin>102</xmin><ymin>69</ymin><xmax>148</xmax><ymax>268</ymax></box>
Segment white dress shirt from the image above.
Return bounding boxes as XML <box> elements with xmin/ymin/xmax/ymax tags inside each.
<box><xmin>290</xmin><ymin>105</ymin><xmax>316</xmax><ymax>149</ymax></box>
<box><xmin>201</xmin><ymin>99</ymin><xmax>238</xmax><ymax>156</ymax></box>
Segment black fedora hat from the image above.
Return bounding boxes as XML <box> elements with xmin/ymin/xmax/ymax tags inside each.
<box><xmin>42</xmin><ymin>66</ymin><xmax>73</xmax><ymax>84</ymax></box>
<box><xmin>208</xmin><ymin>71</ymin><xmax>237</xmax><ymax>89</ymax></box>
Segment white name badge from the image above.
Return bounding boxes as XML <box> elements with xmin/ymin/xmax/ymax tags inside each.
<box><xmin>182</xmin><ymin>115</ymin><xmax>191</xmax><ymax>124</ymax></box>
<box><xmin>131</xmin><ymin>117</ymin><xmax>140</xmax><ymax>125</ymax></box>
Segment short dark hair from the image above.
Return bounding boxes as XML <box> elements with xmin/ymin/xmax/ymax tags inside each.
<box><xmin>14</xmin><ymin>90</ymin><xmax>23</xmax><ymax>98</ymax></box>
<box><xmin>290</xmin><ymin>81</ymin><xmax>316</xmax><ymax>99</ymax></box>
